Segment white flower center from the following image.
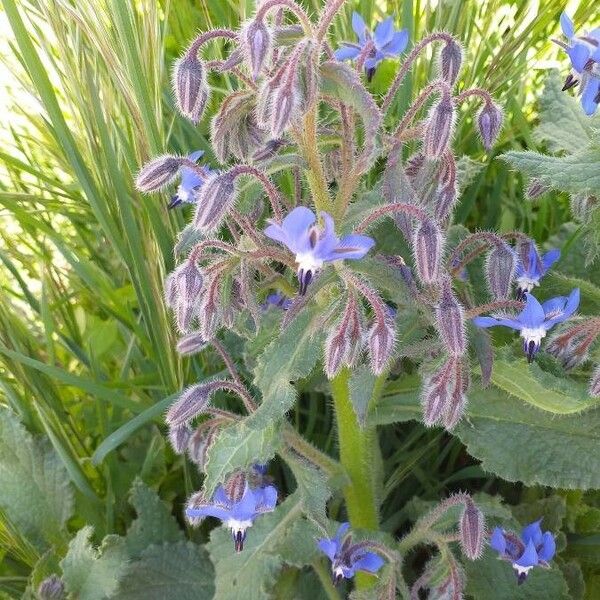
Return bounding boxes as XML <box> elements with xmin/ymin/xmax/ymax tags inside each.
<box><xmin>226</xmin><ymin>518</ymin><xmax>253</xmax><ymax>534</ymax></box>
<box><xmin>176</xmin><ymin>184</ymin><xmax>194</xmax><ymax>204</ymax></box>
<box><xmin>333</xmin><ymin>566</ymin><xmax>345</xmax><ymax>579</ymax></box>
<box><xmin>295</xmin><ymin>251</ymin><xmax>324</xmax><ymax>274</ymax></box>
<box><xmin>520</xmin><ymin>327</ymin><xmax>546</xmax><ymax>346</ymax></box>
<box><xmin>512</xmin><ymin>563</ymin><xmax>534</xmax><ymax>577</ymax></box>
<box><xmin>516</xmin><ymin>276</ymin><xmax>539</xmax><ymax>292</ymax></box>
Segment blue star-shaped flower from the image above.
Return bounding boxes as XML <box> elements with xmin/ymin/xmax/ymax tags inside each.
<box><xmin>490</xmin><ymin>520</ymin><xmax>556</xmax><ymax>585</ymax></box>
<box><xmin>558</xmin><ymin>12</ymin><xmax>600</xmax><ymax>115</ymax></box>
<box><xmin>317</xmin><ymin>523</ymin><xmax>385</xmax><ymax>584</ymax></box>
<box><xmin>473</xmin><ymin>289</ymin><xmax>580</xmax><ymax>362</ymax></box>
<box><xmin>168</xmin><ymin>150</ymin><xmax>216</xmax><ymax>209</ymax></box>
<box><xmin>186</xmin><ymin>481</ymin><xmax>277</xmax><ymax>551</ymax></box>
<box><xmin>262</xmin><ymin>292</ymin><xmax>293</xmax><ymax>311</ymax></box>
<box><xmin>514</xmin><ymin>241</ymin><xmax>560</xmax><ymax>300</ymax></box>
<box><xmin>334</xmin><ymin>12</ymin><xmax>409</xmax><ymax>81</ymax></box>
<box><xmin>264</xmin><ymin>207</ymin><xmax>375</xmax><ymax>295</ymax></box>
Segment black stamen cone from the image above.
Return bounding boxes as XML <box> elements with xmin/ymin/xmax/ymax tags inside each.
<box><xmin>332</xmin><ymin>572</ymin><xmax>343</xmax><ymax>586</ymax></box>
<box><xmin>517</xmin><ymin>571</ymin><xmax>528</xmax><ymax>585</ymax></box>
<box><xmin>526</xmin><ymin>339</ymin><xmax>536</xmax><ymax>363</ymax></box>
<box><xmin>298</xmin><ymin>269</ymin><xmax>313</xmax><ymax>295</ymax></box>
<box><xmin>168</xmin><ymin>195</ymin><xmax>182</xmax><ymax>209</ymax></box>
<box><xmin>562</xmin><ymin>74</ymin><xmax>578</xmax><ymax>91</ymax></box>
<box><xmin>515</xmin><ymin>287</ymin><xmax>525</xmax><ymax>301</ymax></box>
<box><xmin>234</xmin><ymin>530</ymin><xmax>244</xmax><ymax>552</ymax></box>
<box><xmin>366</xmin><ymin>67</ymin><xmax>376</xmax><ymax>82</ymax></box>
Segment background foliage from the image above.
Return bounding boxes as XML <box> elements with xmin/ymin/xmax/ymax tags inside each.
<box><xmin>0</xmin><ymin>0</ymin><xmax>599</xmax><ymax>598</ymax></box>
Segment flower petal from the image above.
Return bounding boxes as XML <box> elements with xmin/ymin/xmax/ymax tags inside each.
<box><xmin>544</xmin><ymin>288</ymin><xmax>580</xmax><ymax>327</ymax></box>
<box><xmin>374</xmin><ymin>16</ymin><xmax>395</xmax><ymax>49</ymax></box>
<box><xmin>212</xmin><ymin>486</ymin><xmax>230</xmax><ymax>506</ymax></box>
<box><xmin>383</xmin><ymin>29</ymin><xmax>409</xmax><ymax>56</ymax></box>
<box><xmin>335</xmin><ymin>522</ymin><xmax>351</xmax><ymax>541</ymax></box>
<box><xmin>334</xmin><ymin>44</ymin><xmax>361</xmax><ymax>61</ymax></box>
<box><xmin>566</xmin><ymin>43</ymin><xmax>591</xmax><ymax>72</ymax></box>
<box><xmin>521</xmin><ymin>519</ymin><xmax>543</xmax><ymax>546</ymax></box>
<box><xmin>518</xmin><ymin>293</ymin><xmax>546</xmax><ymax>328</ymax></box>
<box><xmin>538</xmin><ymin>532</ymin><xmax>556</xmax><ymax>562</ymax></box>
<box><xmin>186</xmin><ymin>504</ymin><xmax>231</xmax><ymax>521</ymax></box>
<box><xmin>189</xmin><ymin>150</ymin><xmax>205</xmax><ymax>162</ymax></box>
<box><xmin>541</xmin><ymin>248</ymin><xmax>560</xmax><ymax>272</ymax></box>
<box><xmin>264</xmin><ymin>206</ymin><xmax>316</xmax><ymax>254</ymax></box>
<box><xmin>255</xmin><ymin>485</ymin><xmax>278</xmax><ymax>512</ymax></box>
<box><xmin>490</xmin><ymin>527</ymin><xmax>507</xmax><ymax>554</ymax></box>
<box><xmin>314</xmin><ymin>212</ymin><xmax>340</xmax><ymax>259</ymax></box>
<box><xmin>472</xmin><ymin>316</ymin><xmax>523</xmax><ymax>330</ymax></box>
<box><xmin>515</xmin><ymin>539</ymin><xmax>539</xmax><ymax>568</ymax></box>
<box><xmin>560</xmin><ymin>12</ymin><xmax>575</xmax><ymax>39</ymax></box>
<box><xmin>231</xmin><ymin>485</ymin><xmax>259</xmax><ymax>521</ymax></box>
<box><xmin>324</xmin><ymin>233</ymin><xmax>375</xmax><ymax>261</ymax></box>
<box><xmin>317</xmin><ymin>538</ymin><xmax>338</xmax><ymax>561</ymax></box>
<box><xmin>581</xmin><ymin>79</ymin><xmax>600</xmax><ymax>116</ymax></box>
<box><xmin>353</xmin><ymin>552</ymin><xmax>385</xmax><ymax>574</ymax></box>
<box><xmin>352</xmin><ymin>12</ymin><xmax>368</xmax><ymax>43</ymax></box>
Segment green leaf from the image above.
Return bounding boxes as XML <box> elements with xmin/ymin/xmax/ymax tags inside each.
<box><xmin>124</xmin><ymin>479</ymin><xmax>184</xmax><ymax>558</ymax></box>
<box><xmin>207</xmin><ymin>493</ymin><xmax>306</xmax><ymax>600</ymax></box>
<box><xmin>488</xmin><ymin>348</ymin><xmax>600</xmax><ymax>414</ymax></box>
<box><xmin>464</xmin><ymin>548</ymin><xmax>571</xmax><ymax>600</ymax></box>
<box><xmin>372</xmin><ymin>385</ymin><xmax>600</xmax><ymax>489</ymax></box>
<box><xmin>0</xmin><ymin>409</ymin><xmax>72</xmax><ymax>549</ymax></box>
<box><xmin>502</xmin><ymin>146</ymin><xmax>600</xmax><ymax>195</ymax></box>
<box><xmin>115</xmin><ymin>541</ymin><xmax>214</xmax><ymax>600</ymax></box>
<box><xmin>60</xmin><ymin>527</ymin><xmax>128</xmax><ymax>600</ymax></box>
<box><xmin>534</xmin><ymin>70</ymin><xmax>595</xmax><ymax>154</ymax></box>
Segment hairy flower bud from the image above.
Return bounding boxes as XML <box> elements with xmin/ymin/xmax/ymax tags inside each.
<box><xmin>166</xmin><ymin>382</ymin><xmax>217</xmax><ymax>426</ymax></box>
<box><xmin>175</xmin><ymin>301</ymin><xmax>197</xmax><ymax>334</ymax></box>
<box><xmin>526</xmin><ymin>178</ymin><xmax>550</xmax><ymax>201</ymax></box>
<box><xmin>193</xmin><ymin>171</ymin><xmax>238</xmax><ymax>232</ymax></box>
<box><xmin>421</xmin><ymin>360</ymin><xmax>453</xmax><ymax>427</ymax></box>
<box><xmin>135</xmin><ymin>155</ymin><xmax>182</xmax><ymax>192</ymax></box>
<box><xmin>439</xmin><ymin>40</ymin><xmax>463</xmax><ymax>86</ymax></box>
<box><xmin>243</xmin><ymin>18</ymin><xmax>272</xmax><ymax>80</ymax></box>
<box><xmin>164</xmin><ymin>272</ymin><xmax>178</xmax><ymax>309</ymax></box>
<box><xmin>424</xmin><ymin>91</ymin><xmax>455</xmax><ymax>158</ymax></box>
<box><xmin>324</xmin><ymin>326</ymin><xmax>350</xmax><ymax>380</ymax></box>
<box><xmin>344</xmin><ymin>302</ymin><xmax>365</xmax><ymax>368</ymax></box>
<box><xmin>188</xmin><ymin>419</ymin><xmax>223</xmax><ymax>470</ymax></box>
<box><xmin>570</xmin><ymin>193</ymin><xmax>597</xmax><ymax>222</ymax></box>
<box><xmin>172</xmin><ymin>52</ymin><xmax>209</xmax><ymax>124</ymax></box>
<box><xmin>198</xmin><ymin>281</ymin><xmax>221</xmax><ymax>341</ymax></box>
<box><xmin>443</xmin><ymin>360</ymin><xmax>469</xmax><ymax>429</ymax></box>
<box><xmin>38</xmin><ymin>575</ymin><xmax>65</xmax><ymax>600</ymax></box>
<box><xmin>176</xmin><ymin>332</ymin><xmax>209</xmax><ymax>356</ymax></box>
<box><xmin>434</xmin><ymin>180</ymin><xmax>458</xmax><ymax>221</ymax></box>
<box><xmin>459</xmin><ymin>500</ymin><xmax>485</xmax><ymax>560</ymax></box>
<box><xmin>486</xmin><ymin>242</ymin><xmax>515</xmax><ymax>299</ymax></box>
<box><xmin>168</xmin><ymin>423</ymin><xmax>192</xmax><ymax>454</ymax></box>
<box><xmin>175</xmin><ymin>261</ymin><xmax>204</xmax><ymax>304</ymax></box>
<box><xmin>368</xmin><ymin>317</ymin><xmax>396</xmax><ymax>375</ymax></box>
<box><xmin>590</xmin><ymin>364</ymin><xmax>600</xmax><ymax>398</ymax></box>
<box><xmin>413</xmin><ymin>219</ymin><xmax>444</xmax><ymax>284</ymax></box>
<box><xmin>436</xmin><ymin>280</ymin><xmax>466</xmax><ymax>356</ymax></box>
<box><xmin>269</xmin><ymin>61</ymin><xmax>300</xmax><ymax>138</ymax></box>
<box><xmin>477</xmin><ymin>101</ymin><xmax>503</xmax><ymax>150</ymax></box>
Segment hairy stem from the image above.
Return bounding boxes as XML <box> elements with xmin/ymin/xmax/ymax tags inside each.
<box><xmin>256</xmin><ymin>0</ymin><xmax>313</xmax><ymax>35</ymax></box>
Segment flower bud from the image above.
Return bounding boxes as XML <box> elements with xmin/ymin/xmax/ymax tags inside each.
<box><xmin>413</xmin><ymin>219</ymin><xmax>444</xmax><ymax>284</ymax></box>
<box><xmin>439</xmin><ymin>40</ymin><xmax>463</xmax><ymax>86</ymax></box>
<box><xmin>424</xmin><ymin>91</ymin><xmax>455</xmax><ymax>158</ymax></box>
<box><xmin>243</xmin><ymin>18</ymin><xmax>272</xmax><ymax>80</ymax></box>
<box><xmin>135</xmin><ymin>155</ymin><xmax>182</xmax><ymax>192</ymax></box>
<box><xmin>176</xmin><ymin>332</ymin><xmax>209</xmax><ymax>356</ymax></box>
<box><xmin>526</xmin><ymin>178</ymin><xmax>550</xmax><ymax>201</ymax></box>
<box><xmin>459</xmin><ymin>500</ymin><xmax>485</xmax><ymax>560</ymax></box>
<box><xmin>344</xmin><ymin>302</ymin><xmax>365</xmax><ymax>368</ymax></box>
<box><xmin>590</xmin><ymin>364</ymin><xmax>600</xmax><ymax>398</ymax></box>
<box><xmin>172</xmin><ymin>53</ymin><xmax>209</xmax><ymax>124</ymax></box>
<box><xmin>486</xmin><ymin>242</ymin><xmax>515</xmax><ymax>299</ymax></box>
<box><xmin>175</xmin><ymin>301</ymin><xmax>197</xmax><ymax>334</ymax></box>
<box><xmin>570</xmin><ymin>193</ymin><xmax>596</xmax><ymax>222</ymax></box>
<box><xmin>269</xmin><ymin>67</ymin><xmax>300</xmax><ymax>138</ymax></box>
<box><xmin>175</xmin><ymin>261</ymin><xmax>204</xmax><ymax>305</ymax></box>
<box><xmin>38</xmin><ymin>575</ymin><xmax>65</xmax><ymax>600</ymax></box>
<box><xmin>368</xmin><ymin>318</ymin><xmax>396</xmax><ymax>375</ymax></box>
<box><xmin>477</xmin><ymin>101</ymin><xmax>503</xmax><ymax>151</ymax></box>
<box><xmin>164</xmin><ymin>272</ymin><xmax>178</xmax><ymax>309</ymax></box>
<box><xmin>324</xmin><ymin>327</ymin><xmax>350</xmax><ymax>380</ymax></box>
<box><xmin>443</xmin><ymin>361</ymin><xmax>469</xmax><ymax>429</ymax></box>
<box><xmin>436</xmin><ymin>280</ymin><xmax>466</xmax><ymax>356</ymax></box>
<box><xmin>434</xmin><ymin>180</ymin><xmax>458</xmax><ymax>221</ymax></box>
<box><xmin>188</xmin><ymin>419</ymin><xmax>223</xmax><ymax>470</ymax></box>
<box><xmin>421</xmin><ymin>360</ymin><xmax>453</xmax><ymax>427</ymax></box>
<box><xmin>198</xmin><ymin>282</ymin><xmax>221</xmax><ymax>341</ymax></box>
<box><xmin>168</xmin><ymin>423</ymin><xmax>192</xmax><ymax>454</ymax></box>
<box><xmin>193</xmin><ymin>171</ymin><xmax>238</xmax><ymax>232</ymax></box>
<box><xmin>166</xmin><ymin>382</ymin><xmax>216</xmax><ymax>426</ymax></box>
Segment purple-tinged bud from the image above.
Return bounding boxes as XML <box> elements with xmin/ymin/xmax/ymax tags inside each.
<box><xmin>433</xmin><ymin>558</ymin><xmax>465</xmax><ymax>600</ymax></box>
<box><xmin>242</xmin><ymin>19</ymin><xmax>272</xmax><ymax>80</ymax></box>
<box><xmin>166</xmin><ymin>382</ymin><xmax>216</xmax><ymax>427</ymax></box>
<box><xmin>176</xmin><ymin>332</ymin><xmax>209</xmax><ymax>356</ymax></box>
<box><xmin>135</xmin><ymin>155</ymin><xmax>182</xmax><ymax>192</ymax></box>
<box><xmin>218</xmin><ymin>48</ymin><xmax>244</xmax><ymax>72</ymax></box>
<box><xmin>413</xmin><ymin>219</ymin><xmax>444</xmax><ymax>284</ymax></box>
<box><xmin>443</xmin><ymin>360</ymin><xmax>469</xmax><ymax>429</ymax></box>
<box><xmin>590</xmin><ymin>364</ymin><xmax>600</xmax><ymax>398</ymax></box>
<box><xmin>477</xmin><ymin>101</ymin><xmax>503</xmax><ymax>151</ymax></box>
<box><xmin>486</xmin><ymin>242</ymin><xmax>515</xmax><ymax>299</ymax></box>
<box><xmin>421</xmin><ymin>360</ymin><xmax>454</xmax><ymax>427</ymax></box>
<box><xmin>193</xmin><ymin>171</ymin><xmax>238</xmax><ymax>233</ymax></box>
<box><xmin>344</xmin><ymin>301</ymin><xmax>365</xmax><ymax>368</ymax></box>
<box><xmin>168</xmin><ymin>423</ymin><xmax>193</xmax><ymax>454</ymax></box>
<box><xmin>188</xmin><ymin>419</ymin><xmax>223</xmax><ymax>470</ymax></box>
<box><xmin>436</xmin><ymin>280</ymin><xmax>466</xmax><ymax>356</ymax></box>
<box><xmin>368</xmin><ymin>318</ymin><xmax>396</xmax><ymax>375</ymax></box>
<box><xmin>439</xmin><ymin>40</ymin><xmax>463</xmax><ymax>86</ymax></box>
<box><xmin>526</xmin><ymin>178</ymin><xmax>550</xmax><ymax>201</ymax></box>
<box><xmin>175</xmin><ymin>261</ymin><xmax>204</xmax><ymax>304</ymax></box>
<box><xmin>459</xmin><ymin>500</ymin><xmax>485</xmax><ymax>560</ymax></box>
<box><xmin>424</xmin><ymin>91</ymin><xmax>455</xmax><ymax>158</ymax></box>
<box><xmin>324</xmin><ymin>326</ymin><xmax>350</xmax><ymax>379</ymax></box>
<box><xmin>252</xmin><ymin>138</ymin><xmax>285</xmax><ymax>162</ymax></box>
<box><xmin>269</xmin><ymin>72</ymin><xmax>300</xmax><ymax>138</ymax></box>
<box><xmin>38</xmin><ymin>575</ymin><xmax>65</xmax><ymax>600</ymax></box>
<box><xmin>570</xmin><ymin>193</ymin><xmax>597</xmax><ymax>222</ymax></box>
<box><xmin>198</xmin><ymin>282</ymin><xmax>221</xmax><ymax>340</ymax></box>
<box><xmin>164</xmin><ymin>272</ymin><xmax>178</xmax><ymax>309</ymax></box>
<box><xmin>175</xmin><ymin>301</ymin><xmax>197</xmax><ymax>334</ymax></box>
<box><xmin>434</xmin><ymin>180</ymin><xmax>458</xmax><ymax>221</ymax></box>
<box><xmin>172</xmin><ymin>53</ymin><xmax>209</xmax><ymax>124</ymax></box>
<box><xmin>405</xmin><ymin>153</ymin><xmax>425</xmax><ymax>179</ymax></box>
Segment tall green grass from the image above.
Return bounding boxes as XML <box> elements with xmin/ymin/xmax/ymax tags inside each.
<box><xmin>0</xmin><ymin>0</ymin><xmax>594</xmax><ymax>593</ymax></box>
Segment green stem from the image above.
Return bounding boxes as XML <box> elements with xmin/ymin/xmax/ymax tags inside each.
<box><xmin>312</xmin><ymin>559</ymin><xmax>342</xmax><ymax>600</ymax></box>
<box><xmin>330</xmin><ymin>368</ymin><xmax>381</xmax><ymax>589</ymax></box>
<box><xmin>300</xmin><ymin>108</ymin><xmax>331</xmax><ymax>214</ymax></box>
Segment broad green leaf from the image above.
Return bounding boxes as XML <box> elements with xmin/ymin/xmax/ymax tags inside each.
<box><xmin>203</xmin><ymin>422</ymin><xmax>280</xmax><ymax>497</ymax></box>
<box><xmin>115</xmin><ymin>541</ymin><xmax>214</xmax><ymax>600</ymax></box>
<box><xmin>372</xmin><ymin>386</ymin><xmax>600</xmax><ymax>489</ymax></box>
<box><xmin>534</xmin><ymin>70</ymin><xmax>595</xmax><ymax>154</ymax></box>
<box><xmin>502</xmin><ymin>147</ymin><xmax>600</xmax><ymax>195</ymax></box>
<box><xmin>464</xmin><ymin>548</ymin><xmax>570</xmax><ymax>600</ymax></box>
<box><xmin>124</xmin><ymin>479</ymin><xmax>183</xmax><ymax>558</ymax></box>
<box><xmin>0</xmin><ymin>409</ymin><xmax>72</xmax><ymax>550</ymax></box>
<box><xmin>60</xmin><ymin>527</ymin><xmax>128</xmax><ymax>600</ymax></box>
<box><xmin>489</xmin><ymin>349</ymin><xmax>600</xmax><ymax>414</ymax></box>
<box><xmin>207</xmin><ymin>493</ymin><xmax>307</xmax><ymax>600</ymax></box>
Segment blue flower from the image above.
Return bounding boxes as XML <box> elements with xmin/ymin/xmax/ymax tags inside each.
<box><xmin>490</xmin><ymin>520</ymin><xmax>556</xmax><ymax>585</ymax></box>
<box><xmin>264</xmin><ymin>207</ymin><xmax>375</xmax><ymax>295</ymax></box>
<box><xmin>514</xmin><ymin>241</ymin><xmax>560</xmax><ymax>300</ymax></box>
<box><xmin>317</xmin><ymin>523</ymin><xmax>385</xmax><ymax>584</ymax></box>
<box><xmin>334</xmin><ymin>12</ymin><xmax>409</xmax><ymax>81</ymax></box>
<box><xmin>186</xmin><ymin>481</ymin><xmax>277</xmax><ymax>551</ymax></box>
<box><xmin>168</xmin><ymin>150</ymin><xmax>216</xmax><ymax>209</ymax></box>
<box><xmin>473</xmin><ymin>289</ymin><xmax>580</xmax><ymax>362</ymax></box>
<box><xmin>558</xmin><ymin>12</ymin><xmax>600</xmax><ymax>115</ymax></box>
<box><xmin>262</xmin><ymin>292</ymin><xmax>293</xmax><ymax>311</ymax></box>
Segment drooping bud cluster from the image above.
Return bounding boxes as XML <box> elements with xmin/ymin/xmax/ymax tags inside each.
<box><xmin>477</xmin><ymin>101</ymin><xmax>503</xmax><ymax>150</ymax></box>
<box><xmin>242</xmin><ymin>17</ymin><xmax>272</xmax><ymax>80</ymax></box>
<box><xmin>164</xmin><ymin>259</ymin><xmax>204</xmax><ymax>333</ymax></box>
<box><xmin>166</xmin><ymin>381</ymin><xmax>217</xmax><ymax>427</ymax></box>
<box><xmin>424</xmin><ymin>89</ymin><xmax>456</xmax><ymax>158</ymax></box>
<box><xmin>546</xmin><ymin>318</ymin><xmax>600</xmax><ymax>370</ymax></box>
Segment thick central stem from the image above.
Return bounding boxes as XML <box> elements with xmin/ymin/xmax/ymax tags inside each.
<box><xmin>300</xmin><ymin>108</ymin><xmax>331</xmax><ymax>214</ymax></box>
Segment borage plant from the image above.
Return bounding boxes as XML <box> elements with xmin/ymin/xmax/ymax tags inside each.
<box><xmin>135</xmin><ymin>1</ymin><xmax>587</xmax><ymax>597</ymax></box>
